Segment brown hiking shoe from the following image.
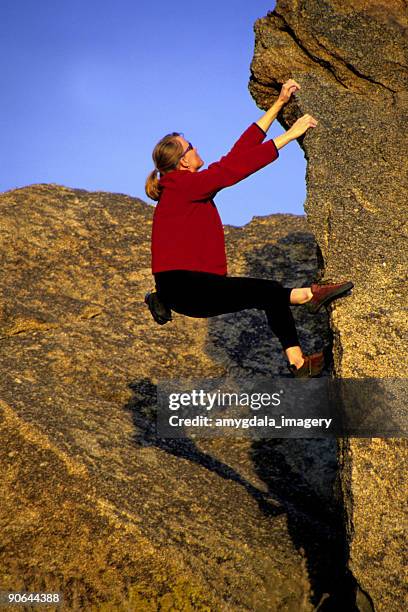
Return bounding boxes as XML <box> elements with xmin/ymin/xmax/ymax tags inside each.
<box><xmin>306</xmin><ymin>281</ymin><xmax>354</xmax><ymax>314</ymax></box>
<box><xmin>287</xmin><ymin>351</ymin><xmax>325</xmax><ymax>378</ymax></box>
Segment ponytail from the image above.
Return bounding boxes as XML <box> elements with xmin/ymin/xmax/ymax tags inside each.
<box><xmin>144</xmin><ymin>132</ymin><xmax>183</xmax><ymax>202</ymax></box>
<box><xmin>145</xmin><ymin>168</ymin><xmax>161</xmax><ymax>201</ymax></box>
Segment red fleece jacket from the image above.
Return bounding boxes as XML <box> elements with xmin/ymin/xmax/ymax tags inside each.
<box><xmin>151</xmin><ymin>122</ymin><xmax>279</xmax><ymax>276</ymax></box>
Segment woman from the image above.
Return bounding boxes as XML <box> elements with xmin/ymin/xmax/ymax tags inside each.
<box><xmin>145</xmin><ymin>79</ymin><xmax>353</xmax><ymax>377</ymax></box>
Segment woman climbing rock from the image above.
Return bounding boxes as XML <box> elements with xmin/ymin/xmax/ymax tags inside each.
<box><xmin>145</xmin><ymin>79</ymin><xmax>353</xmax><ymax>377</ymax></box>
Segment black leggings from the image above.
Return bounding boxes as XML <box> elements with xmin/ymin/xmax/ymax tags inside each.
<box><xmin>154</xmin><ymin>270</ymin><xmax>300</xmax><ymax>350</ymax></box>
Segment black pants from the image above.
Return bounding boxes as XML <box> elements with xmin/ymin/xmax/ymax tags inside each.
<box><xmin>154</xmin><ymin>270</ymin><xmax>300</xmax><ymax>350</ymax></box>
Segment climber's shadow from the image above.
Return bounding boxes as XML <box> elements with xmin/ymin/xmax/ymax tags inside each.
<box><xmin>124</xmin><ymin>377</ymin><xmax>285</xmax><ymax>518</ymax></box>
<box><xmin>124</xmin><ymin>377</ymin><xmax>362</xmax><ymax>609</ymax></box>
<box><xmin>124</xmin><ymin>377</ymin><xmax>356</xmax><ymax>608</ymax></box>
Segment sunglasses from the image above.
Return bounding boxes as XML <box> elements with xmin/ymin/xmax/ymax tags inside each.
<box><xmin>180</xmin><ymin>141</ymin><xmax>193</xmax><ymax>157</ymax></box>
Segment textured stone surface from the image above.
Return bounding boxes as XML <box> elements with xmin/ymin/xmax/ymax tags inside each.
<box><xmin>249</xmin><ymin>2</ymin><xmax>408</xmax><ymax>610</ymax></box>
<box><xmin>0</xmin><ymin>184</ymin><xmax>351</xmax><ymax>610</ymax></box>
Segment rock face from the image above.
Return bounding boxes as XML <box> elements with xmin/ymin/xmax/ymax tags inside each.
<box><xmin>0</xmin><ymin>184</ymin><xmax>351</xmax><ymax>610</ymax></box>
<box><xmin>249</xmin><ymin>2</ymin><xmax>408</xmax><ymax>610</ymax></box>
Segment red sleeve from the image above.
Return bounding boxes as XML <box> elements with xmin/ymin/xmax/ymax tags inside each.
<box><xmin>184</xmin><ymin>133</ymin><xmax>279</xmax><ymax>201</ymax></box>
<box><xmin>226</xmin><ymin>122</ymin><xmax>267</xmax><ymax>155</ymax></box>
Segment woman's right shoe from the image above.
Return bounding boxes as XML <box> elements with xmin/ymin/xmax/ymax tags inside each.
<box><xmin>287</xmin><ymin>351</ymin><xmax>325</xmax><ymax>378</ymax></box>
<box><xmin>306</xmin><ymin>281</ymin><xmax>354</xmax><ymax>313</ymax></box>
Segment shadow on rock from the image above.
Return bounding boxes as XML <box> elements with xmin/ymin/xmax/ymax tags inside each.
<box><xmin>124</xmin><ymin>377</ymin><xmax>285</xmax><ymax>519</ymax></box>
<box><xmin>250</xmin><ymin>438</ymin><xmax>358</xmax><ymax>611</ymax></box>
<box><xmin>124</xmin><ymin>378</ymin><xmax>358</xmax><ymax>609</ymax></box>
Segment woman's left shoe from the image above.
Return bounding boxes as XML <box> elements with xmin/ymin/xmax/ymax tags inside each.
<box><xmin>306</xmin><ymin>281</ymin><xmax>354</xmax><ymax>314</ymax></box>
<box><xmin>144</xmin><ymin>291</ymin><xmax>173</xmax><ymax>325</ymax></box>
<box><xmin>287</xmin><ymin>351</ymin><xmax>325</xmax><ymax>378</ymax></box>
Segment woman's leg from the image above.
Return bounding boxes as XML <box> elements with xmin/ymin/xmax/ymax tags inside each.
<box><xmin>290</xmin><ymin>288</ymin><xmax>313</xmax><ymax>305</ymax></box>
<box><xmin>155</xmin><ymin>271</ymin><xmax>306</xmax><ymax>364</ymax></box>
<box><xmin>286</xmin><ymin>288</ymin><xmax>313</xmax><ymax>367</ymax></box>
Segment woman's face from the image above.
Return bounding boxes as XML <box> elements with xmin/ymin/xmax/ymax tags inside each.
<box><xmin>176</xmin><ymin>135</ymin><xmax>204</xmax><ymax>172</ymax></box>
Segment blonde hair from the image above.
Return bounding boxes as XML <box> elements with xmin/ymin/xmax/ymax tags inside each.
<box><xmin>145</xmin><ymin>132</ymin><xmax>183</xmax><ymax>201</ymax></box>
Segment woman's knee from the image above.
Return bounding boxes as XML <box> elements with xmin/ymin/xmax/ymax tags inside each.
<box><xmin>253</xmin><ymin>280</ymin><xmax>290</xmax><ymax>309</ymax></box>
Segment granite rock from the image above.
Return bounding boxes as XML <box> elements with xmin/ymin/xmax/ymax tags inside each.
<box><xmin>249</xmin><ymin>2</ymin><xmax>408</xmax><ymax>610</ymax></box>
<box><xmin>0</xmin><ymin>183</ymin><xmax>347</xmax><ymax>610</ymax></box>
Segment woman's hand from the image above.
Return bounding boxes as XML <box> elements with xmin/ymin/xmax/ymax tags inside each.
<box><xmin>278</xmin><ymin>79</ymin><xmax>301</xmax><ymax>104</ymax></box>
<box><xmin>256</xmin><ymin>79</ymin><xmax>301</xmax><ymax>133</ymax></box>
<box><xmin>288</xmin><ymin>114</ymin><xmax>318</xmax><ymax>139</ymax></box>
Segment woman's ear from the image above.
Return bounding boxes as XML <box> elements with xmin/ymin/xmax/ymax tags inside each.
<box><xmin>179</xmin><ymin>157</ymin><xmax>189</xmax><ymax>170</ymax></box>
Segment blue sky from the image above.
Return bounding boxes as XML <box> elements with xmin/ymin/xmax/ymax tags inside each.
<box><xmin>0</xmin><ymin>0</ymin><xmax>307</xmax><ymax>226</ymax></box>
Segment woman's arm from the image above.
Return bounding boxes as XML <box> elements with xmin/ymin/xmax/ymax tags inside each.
<box><xmin>224</xmin><ymin>79</ymin><xmax>304</xmax><ymax>157</ymax></box>
<box><xmin>258</xmin><ymin>78</ymin><xmax>318</xmax><ymax>150</ymax></box>
<box><xmin>274</xmin><ymin>114</ymin><xmax>318</xmax><ymax>149</ymax></box>
<box><xmin>183</xmin><ymin>112</ymin><xmax>318</xmax><ymax>200</ymax></box>
<box><xmin>255</xmin><ymin>99</ymin><xmax>285</xmax><ymax>133</ymax></box>
<box><xmin>182</xmin><ymin>78</ymin><xmax>317</xmax><ymax>200</ymax></box>
<box><xmin>183</xmin><ymin>140</ymin><xmax>279</xmax><ymax>201</ymax></box>
<box><xmin>223</xmin><ymin>121</ymin><xmax>268</xmax><ymax>157</ymax></box>
<box><xmin>256</xmin><ymin>79</ymin><xmax>300</xmax><ymax>133</ymax></box>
